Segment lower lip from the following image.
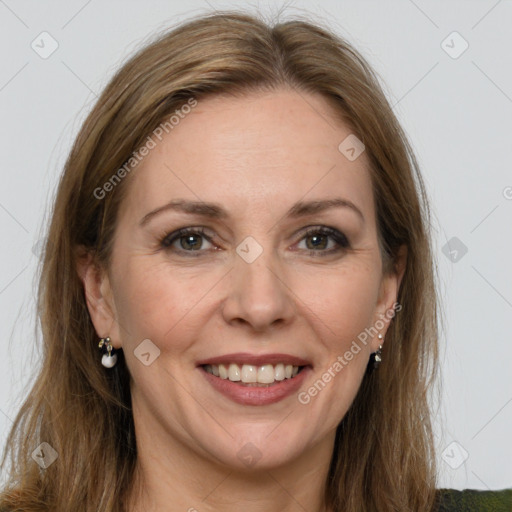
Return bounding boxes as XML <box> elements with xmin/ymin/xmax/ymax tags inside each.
<box><xmin>199</xmin><ymin>366</ymin><xmax>311</xmax><ymax>406</ymax></box>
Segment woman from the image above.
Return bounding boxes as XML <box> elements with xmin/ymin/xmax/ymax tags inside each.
<box><xmin>0</xmin><ymin>11</ymin><xmax>510</xmax><ymax>512</ymax></box>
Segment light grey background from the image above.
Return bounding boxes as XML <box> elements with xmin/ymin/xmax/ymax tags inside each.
<box><xmin>1</xmin><ymin>0</ymin><xmax>511</xmax><ymax>490</ymax></box>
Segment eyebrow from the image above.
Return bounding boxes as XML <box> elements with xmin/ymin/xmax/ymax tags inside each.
<box><xmin>140</xmin><ymin>197</ymin><xmax>364</xmax><ymax>226</ymax></box>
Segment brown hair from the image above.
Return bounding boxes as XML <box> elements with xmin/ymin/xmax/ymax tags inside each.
<box><xmin>0</xmin><ymin>10</ymin><xmax>439</xmax><ymax>511</ymax></box>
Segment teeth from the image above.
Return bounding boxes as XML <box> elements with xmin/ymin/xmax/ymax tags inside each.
<box><xmin>241</xmin><ymin>364</ymin><xmax>258</xmax><ymax>383</ymax></box>
<box><xmin>257</xmin><ymin>364</ymin><xmax>274</xmax><ymax>384</ymax></box>
<box><xmin>228</xmin><ymin>363</ymin><xmax>241</xmax><ymax>381</ymax></box>
<box><xmin>218</xmin><ymin>364</ymin><xmax>228</xmax><ymax>379</ymax></box>
<box><xmin>274</xmin><ymin>363</ymin><xmax>285</xmax><ymax>381</ymax></box>
<box><xmin>204</xmin><ymin>363</ymin><xmax>303</xmax><ymax>384</ymax></box>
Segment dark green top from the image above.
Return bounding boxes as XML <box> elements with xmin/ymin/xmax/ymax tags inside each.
<box><xmin>436</xmin><ymin>488</ymin><xmax>512</xmax><ymax>511</ymax></box>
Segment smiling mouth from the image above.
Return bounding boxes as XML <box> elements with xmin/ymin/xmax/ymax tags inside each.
<box><xmin>201</xmin><ymin>363</ymin><xmax>307</xmax><ymax>387</ymax></box>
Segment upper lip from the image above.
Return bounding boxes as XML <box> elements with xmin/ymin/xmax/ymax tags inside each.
<box><xmin>196</xmin><ymin>352</ymin><xmax>311</xmax><ymax>367</ymax></box>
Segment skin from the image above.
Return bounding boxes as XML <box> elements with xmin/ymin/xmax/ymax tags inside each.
<box><xmin>80</xmin><ymin>88</ymin><xmax>406</xmax><ymax>512</ymax></box>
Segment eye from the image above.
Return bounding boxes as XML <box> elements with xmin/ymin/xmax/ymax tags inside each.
<box><xmin>160</xmin><ymin>225</ymin><xmax>350</xmax><ymax>257</ymax></box>
<box><xmin>161</xmin><ymin>227</ymin><xmax>215</xmax><ymax>254</ymax></box>
<box><xmin>295</xmin><ymin>226</ymin><xmax>350</xmax><ymax>255</ymax></box>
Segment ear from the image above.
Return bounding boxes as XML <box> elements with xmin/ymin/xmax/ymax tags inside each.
<box><xmin>372</xmin><ymin>244</ymin><xmax>407</xmax><ymax>349</ymax></box>
<box><xmin>76</xmin><ymin>247</ymin><xmax>122</xmax><ymax>349</ymax></box>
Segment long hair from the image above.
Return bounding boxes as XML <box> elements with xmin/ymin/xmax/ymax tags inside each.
<box><xmin>0</xmin><ymin>10</ymin><xmax>439</xmax><ymax>511</ymax></box>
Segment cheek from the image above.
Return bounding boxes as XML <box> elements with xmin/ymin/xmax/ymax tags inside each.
<box><xmin>111</xmin><ymin>256</ymin><xmax>212</xmax><ymax>351</ymax></box>
<box><xmin>295</xmin><ymin>261</ymin><xmax>381</xmax><ymax>341</ymax></box>
<box><xmin>291</xmin><ymin>266</ymin><xmax>381</xmax><ymax>432</ymax></box>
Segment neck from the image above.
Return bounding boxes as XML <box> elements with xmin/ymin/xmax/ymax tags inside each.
<box><xmin>124</xmin><ymin>410</ymin><xmax>335</xmax><ymax>512</ymax></box>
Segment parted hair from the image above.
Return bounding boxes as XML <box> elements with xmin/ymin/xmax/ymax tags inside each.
<box><xmin>0</xmin><ymin>10</ymin><xmax>439</xmax><ymax>511</ymax></box>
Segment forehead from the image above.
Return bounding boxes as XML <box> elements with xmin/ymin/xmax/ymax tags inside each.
<box><xmin>120</xmin><ymin>89</ymin><xmax>375</xmax><ymax>223</ymax></box>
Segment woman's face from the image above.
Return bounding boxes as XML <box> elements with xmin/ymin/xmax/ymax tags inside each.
<box><xmin>84</xmin><ymin>88</ymin><xmax>403</xmax><ymax>471</ymax></box>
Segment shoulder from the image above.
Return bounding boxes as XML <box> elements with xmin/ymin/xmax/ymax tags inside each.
<box><xmin>435</xmin><ymin>488</ymin><xmax>512</xmax><ymax>511</ymax></box>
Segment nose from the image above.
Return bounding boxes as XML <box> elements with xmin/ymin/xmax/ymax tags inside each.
<box><xmin>221</xmin><ymin>248</ymin><xmax>295</xmax><ymax>332</ymax></box>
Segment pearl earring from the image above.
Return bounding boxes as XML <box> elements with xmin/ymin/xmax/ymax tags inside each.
<box><xmin>98</xmin><ymin>336</ymin><xmax>117</xmax><ymax>368</ymax></box>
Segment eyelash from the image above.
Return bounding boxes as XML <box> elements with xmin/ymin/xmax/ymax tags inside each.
<box><xmin>160</xmin><ymin>226</ymin><xmax>350</xmax><ymax>257</ymax></box>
